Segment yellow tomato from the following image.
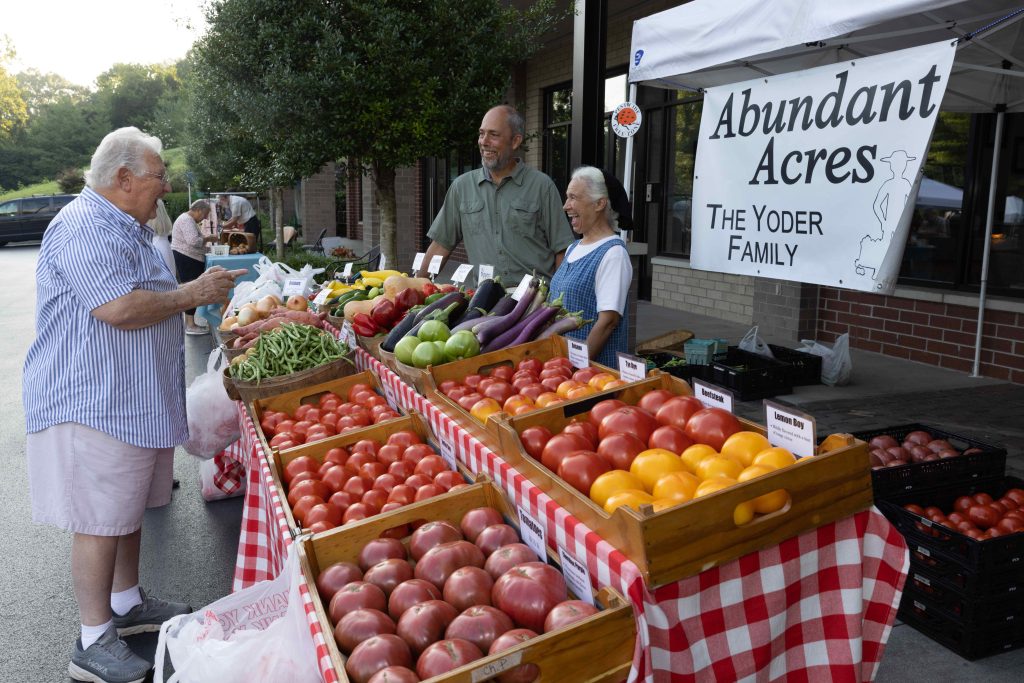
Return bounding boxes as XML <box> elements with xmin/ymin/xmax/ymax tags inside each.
<box><xmin>603</xmin><ymin>489</ymin><xmax>654</xmax><ymax>514</ymax></box>
<box><xmin>602</xmin><ymin>379</ymin><xmax>628</xmax><ymax>389</ymax></box>
<box><xmin>736</xmin><ymin>464</ymin><xmax>775</xmax><ymax>482</ymax></box>
<box><xmin>694</xmin><ymin>477</ymin><xmax>754</xmax><ymax>525</ymax></box>
<box><xmin>679</xmin><ymin>444</ymin><xmax>718</xmax><ymax>474</ymax></box>
<box><xmin>588</xmin><ymin>372</ymin><xmax>618</xmax><ymax>390</ymax></box>
<box><xmin>652</xmin><ymin>471</ymin><xmax>700</xmax><ymax>502</ymax></box>
<box><xmin>753</xmin><ymin>447</ymin><xmax>797</xmax><ymax>470</ymax></box>
<box><xmin>652</xmin><ymin>497</ymin><xmax>685</xmax><ymax>512</ymax></box>
<box><xmin>629</xmin><ymin>449</ymin><xmax>686</xmax><ymax>492</ymax></box>
<box><xmin>720</xmin><ymin>431</ymin><xmax>771</xmax><ymax>467</ymax></box>
<box><xmin>535</xmin><ymin>392</ymin><xmax>562</xmax><ymax>408</ymax></box>
<box><xmin>470</xmin><ymin>397</ymin><xmax>502</xmax><ymax>423</ymax></box>
<box><xmin>567</xmin><ymin>384</ymin><xmax>598</xmax><ymax>400</ymax></box>
<box><xmin>502</xmin><ymin>395</ymin><xmax>534</xmax><ymax>413</ymax></box>
<box><xmin>736</xmin><ymin>464</ymin><xmax>790</xmax><ymax>514</ymax></box>
<box><xmin>696</xmin><ymin>456</ymin><xmax>743</xmax><ymax>482</ymax></box>
<box><xmin>589</xmin><ymin>470</ymin><xmax>645</xmax><ymax>507</ymax></box>
<box><xmin>556</xmin><ymin>380</ymin><xmax>583</xmax><ymax>398</ymax></box>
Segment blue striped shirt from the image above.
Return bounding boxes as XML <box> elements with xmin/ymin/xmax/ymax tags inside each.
<box><xmin>23</xmin><ymin>187</ymin><xmax>188</xmax><ymax>447</ymax></box>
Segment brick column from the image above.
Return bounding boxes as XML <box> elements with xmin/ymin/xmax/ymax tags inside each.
<box><xmin>300</xmin><ymin>162</ymin><xmax>337</xmax><ymax>243</ymax></box>
<box><xmin>752</xmin><ymin>278</ymin><xmax>819</xmax><ymax>344</ymax></box>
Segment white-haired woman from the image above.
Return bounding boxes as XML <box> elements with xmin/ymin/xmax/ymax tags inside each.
<box><xmin>171</xmin><ymin>199</ymin><xmax>218</xmax><ymax>335</ymax></box>
<box><xmin>549</xmin><ymin>166</ymin><xmax>633</xmax><ymax>366</ymax></box>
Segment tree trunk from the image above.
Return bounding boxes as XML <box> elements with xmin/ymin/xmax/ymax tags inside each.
<box><xmin>273</xmin><ymin>186</ymin><xmax>285</xmax><ymax>260</ymax></box>
<box><xmin>373</xmin><ymin>163</ymin><xmax>397</xmax><ymax>270</ymax></box>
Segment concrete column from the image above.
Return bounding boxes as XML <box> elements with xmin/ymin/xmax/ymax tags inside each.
<box><xmin>752</xmin><ymin>277</ymin><xmax>819</xmax><ymax>345</ymax></box>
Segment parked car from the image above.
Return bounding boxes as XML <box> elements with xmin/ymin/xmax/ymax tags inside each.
<box><xmin>0</xmin><ymin>194</ymin><xmax>77</xmax><ymax>246</ymax></box>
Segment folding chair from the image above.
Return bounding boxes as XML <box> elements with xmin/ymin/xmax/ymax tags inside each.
<box><xmin>302</xmin><ymin>228</ymin><xmax>329</xmax><ymax>254</ymax></box>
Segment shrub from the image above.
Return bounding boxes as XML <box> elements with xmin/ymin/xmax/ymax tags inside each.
<box><xmin>56</xmin><ymin>168</ymin><xmax>85</xmax><ymax>194</ymax></box>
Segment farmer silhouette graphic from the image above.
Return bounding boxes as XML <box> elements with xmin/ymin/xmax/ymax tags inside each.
<box><xmin>855</xmin><ymin>150</ymin><xmax>916</xmax><ymax>279</ymax></box>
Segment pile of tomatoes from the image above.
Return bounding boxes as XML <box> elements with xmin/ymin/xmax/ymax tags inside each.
<box><xmin>517</xmin><ymin>390</ymin><xmax>798</xmax><ymax>523</ymax></box>
<box><xmin>259</xmin><ymin>382</ymin><xmax>402</xmax><ymax>451</ymax></box>
<box><xmin>315</xmin><ymin>505</ymin><xmax>598</xmax><ymax>683</ymax></box>
<box><xmin>282</xmin><ymin>430</ymin><xmax>465</xmax><ymax>531</ymax></box>
<box><xmin>904</xmin><ymin>487</ymin><xmax>1024</xmax><ymax>541</ymax></box>
<box><xmin>436</xmin><ymin>356</ymin><xmax>628</xmax><ymax>423</ymax></box>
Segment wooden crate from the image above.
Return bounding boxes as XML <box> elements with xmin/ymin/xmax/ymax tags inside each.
<box><xmin>265</xmin><ymin>411</ymin><xmax>473</xmax><ymax>534</ymax></box>
<box><xmin>298</xmin><ymin>480</ymin><xmax>636</xmax><ymax>683</ymax></box>
<box><xmin>424</xmin><ymin>336</ymin><xmax>623</xmax><ymax>451</ymax></box>
<box><xmin>495</xmin><ymin>375</ymin><xmax>873</xmax><ymax>588</ymax></box>
<box><xmin>636</xmin><ymin>329</ymin><xmax>695</xmax><ymax>357</ymax></box>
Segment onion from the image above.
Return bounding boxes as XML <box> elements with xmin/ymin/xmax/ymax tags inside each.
<box><xmin>236</xmin><ymin>307</ymin><xmax>260</xmax><ymax>326</ymax></box>
<box><xmin>256</xmin><ymin>295</ymin><xmax>278</xmax><ymax>314</ymax></box>
<box><xmin>219</xmin><ymin>315</ymin><xmax>238</xmax><ymax>331</ymax></box>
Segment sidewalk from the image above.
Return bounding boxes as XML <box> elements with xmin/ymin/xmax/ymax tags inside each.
<box><xmin>636</xmin><ymin>301</ymin><xmax>1024</xmax><ymax>681</ymax></box>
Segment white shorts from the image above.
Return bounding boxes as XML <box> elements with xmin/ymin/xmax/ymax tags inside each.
<box><xmin>26</xmin><ymin>422</ymin><xmax>174</xmax><ymax>536</ymax></box>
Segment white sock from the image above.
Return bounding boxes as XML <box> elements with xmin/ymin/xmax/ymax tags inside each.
<box><xmin>110</xmin><ymin>585</ymin><xmax>142</xmax><ymax>616</ymax></box>
<box><xmin>81</xmin><ymin>620</ymin><xmax>112</xmax><ymax>649</ymax></box>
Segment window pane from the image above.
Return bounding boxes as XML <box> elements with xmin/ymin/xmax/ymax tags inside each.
<box><xmin>899</xmin><ymin>112</ymin><xmax>969</xmax><ymax>284</ymax></box>
<box><xmin>663</xmin><ymin>101</ymin><xmax>702</xmax><ymax>255</ymax></box>
<box><xmin>21</xmin><ymin>198</ymin><xmax>49</xmax><ymax>213</ymax></box>
<box><xmin>548</xmin><ymin>88</ymin><xmax>572</xmax><ymax>125</ymax></box>
<box><xmin>604</xmin><ymin>74</ymin><xmax>627</xmax><ymax>113</ymax></box>
<box><xmin>0</xmin><ymin>201</ymin><xmax>17</xmax><ymax>215</ymax></box>
<box><xmin>545</xmin><ymin>126</ymin><xmax>571</xmax><ymax>197</ymax></box>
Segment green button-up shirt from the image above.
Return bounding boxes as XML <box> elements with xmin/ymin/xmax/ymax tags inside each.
<box><xmin>427</xmin><ymin>162</ymin><xmax>574</xmax><ymax>283</ymax></box>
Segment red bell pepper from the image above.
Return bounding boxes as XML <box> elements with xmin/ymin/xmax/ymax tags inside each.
<box><xmin>422</xmin><ymin>281</ymin><xmax>439</xmax><ymax>297</ymax></box>
<box><xmin>394</xmin><ymin>287</ymin><xmax>425</xmax><ymax>312</ymax></box>
<box><xmin>370</xmin><ymin>297</ymin><xmax>399</xmax><ymax>329</ymax></box>
<box><xmin>352</xmin><ymin>313</ymin><xmax>382</xmax><ymax>337</ymax></box>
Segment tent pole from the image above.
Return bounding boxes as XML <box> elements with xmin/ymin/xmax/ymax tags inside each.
<box><xmin>970</xmin><ymin>109</ymin><xmax>1004</xmax><ymax>378</ymax></box>
<box><xmin>623</xmin><ymin>83</ymin><xmax>638</xmax><ymax>204</ymax></box>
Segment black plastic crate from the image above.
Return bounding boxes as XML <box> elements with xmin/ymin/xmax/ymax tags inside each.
<box><xmin>898</xmin><ymin>587</ymin><xmax>1024</xmax><ymax>660</ymax></box>
<box><xmin>877</xmin><ymin>476</ymin><xmax>1024</xmax><ymax>575</ymax></box>
<box><xmin>905</xmin><ymin>562</ymin><xmax>1024</xmax><ymax>624</ymax></box>
<box><xmin>854</xmin><ymin>422</ymin><xmax>1007</xmax><ymax>500</ymax></box>
<box><xmin>641</xmin><ymin>351</ymin><xmax>710</xmax><ymax>383</ymax></box>
<box><xmin>708</xmin><ymin>346</ymin><xmax>793</xmax><ymax>401</ymax></box>
<box><xmin>906</xmin><ymin>556</ymin><xmax>1024</xmax><ymax>601</ymax></box>
<box><xmin>767</xmin><ymin>344</ymin><xmax>822</xmax><ymax>386</ymax></box>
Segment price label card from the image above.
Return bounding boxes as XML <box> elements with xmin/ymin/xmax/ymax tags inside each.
<box><xmin>616</xmin><ymin>352</ymin><xmax>646</xmax><ymax>383</ymax></box>
<box><xmin>412</xmin><ymin>252</ymin><xmax>426</xmax><ymax>272</ymax></box>
<box><xmin>557</xmin><ymin>547</ymin><xmax>595</xmax><ymax>606</ymax></box>
<box><xmin>511</xmin><ymin>274</ymin><xmax>534</xmax><ymax>301</ymax></box>
<box><xmin>764</xmin><ymin>400</ymin><xmax>817</xmax><ymax>458</ymax></box>
<box><xmin>312</xmin><ymin>288</ymin><xmax>332</xmax><ymax>306</ymax></box>
<box><xmin>471</xmin><ymin>652</ymin><xmax>523</xmax><ymax>683</ymax></box>
<box><xmin>478</xmin><ymin>264</ymin><xmax>494</xmax><ymax>282</ymax></box>
<box><xmin>382</xmin><ymin>382</ymin><xmax>399</xmax><ymax>412</ymax></box>
<box><xmin>378</xmin><ymin>254</ymin><xmax>387</xmax><ymax>270</ymax></box>
<box><xmin>342</xmin><ymin>261</ymin><xmax>353</xmax><ymax>277</ymax></box>
<box><xmin>339</xmin><ymin>321</ymin><xmax>355</xmax><ymax>346</ymax></box>
<box><xmin>452</xmin><ymin>264</ymin><xmax>473</xmax><ymax>284</ymax></box>
<box><xmin>428</xmin><ymin>254</ymin><xmax>444</xmax><ymax>276</ymax></box>
<box><xmin>438</xmin><ymin>431</ymin><xmax>458</xmax><ymax>471</ymax></box>
<box><xmin>281</xmin><ymin>277</ymin><xmax>308</xmax><ymax>297</ymax></box>
<box><xmin>568</xmin><ymin>339</ymin><xmax>590</xmax><ymax>369</ymax></box>
<box><xmin>692</xmin><ymin>378</ymin><xmax>734</xmax><ymax>412</ymax></box>
<box><xmin>517</xmin><ymin>506</ymin><xmax>547</xmax><ymax>561</ymax></box>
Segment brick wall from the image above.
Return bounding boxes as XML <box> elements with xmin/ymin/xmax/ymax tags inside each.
<box><xmin>346</xmin><ymin>164</ymin><xmax>361</xmax><ymax>241</ymax></box>
<box><xmin>651</xmin><ymin>260</ymin><xmax>755</xmax><ymax>324</ymax></box>
<box><xmin>818</xmin><ymin>287</ymin><xmax>1024</xmax><ymax>383</ymax></box>
<box><xmin>300</xmin><ymin>162</ymin><xmax>337</xmax><ymax>243</ymax></box>
<box><xmin>753</xmin><ymin>278</ymin><xmax>819</xmax><ymax>344</ymax></box>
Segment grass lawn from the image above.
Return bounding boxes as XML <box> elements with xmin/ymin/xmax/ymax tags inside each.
<box><xmin>0</xmin><ymin>180</ymin><xmax>61</xmax><ymax>202</ymax></box>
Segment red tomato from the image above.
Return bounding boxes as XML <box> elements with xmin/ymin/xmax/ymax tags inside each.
<box><xmin>457</xmin><ymin>392</ymin><xmax>484</xmax><ymax>411</ymax></box>
<box><xmin>684</xmin><ymin>408</ymin><xmax>742</xmax><ymax>451</ymax></box>
<box><xmin>512</xmin><ymin>375</ymin><xmax>537</xmax><ymax>392</ymax></box>
<box><xmin>540</xmin><ymin>376</ymin><xmax>566</xmax><ymax>393</ymax></box>
<box><xmin>464</xmin><ymin>374</ymin><xmax>483</xmax><ymax>390</ymax></box>
<box><xmin>637</xmin><ymin>389</ymin><xmax>676</xmax><ymax>415</ymax></box>
<box><xmin>334</xmin><ymin>608</ymin><xmax>396</xmax><ymax>656</ymax></box>
<box><xmin>557</xmin><ymin>451</ymin><xmax>612</xmax><ymax>495</ymax></box>
<box><xmin>445</xmin><ymin>605</ymin><xmax>514</xmax><ymax>653</ymax></box>
<box><xmin>303</xmin><ymin>408</ymin><xmax>322</xmax><ymax>423</ymax></box>
<box><xmin>416</xmin><ymin>638</ymin><xmax>482</xmax><ymax>679</ymax></box>
<box><xmin>259</xmin><ymin>419</ymin><xmax>278</xmax><ymax>438</ymax></box>
<box><xmin>973</xmin><ymin>492</ymin><xmax>994</xmax><ymax>505</ymax></box>
<box><xmin>519</xmin><ymin>426</ymin><xmax>553</xmax><ymax>459</ymax></box>
<box><xmin>588</xmin><ymin>399</ymin><xmax>626</xmax><ymax>427</ymax></box>
<box><xmin>434</xmin><ymin>470</ymin><xmax>463</xmax><ymax>491</ymax></box>
<box><xmin>482</xmin><ymin>381</ymin><xmax>516</xmax><ymax>406</ymax></box>
<box><xmin>288</xmin><ymin>478</ymin><xmax>331</xmax><ymax>507</ymax></box>
<box><xmin>540</xmin><ymin>367</ymin><xmax>571</xmax><ymax>381</ymax></box>
<box><xmin>648</xmin><ymin>425</ymin><xmax>694</xmax><ymax>453</ymax></box>
<box><xmin>460</xmin><ymin>507</ymin><xmax>503</xmax><ymax>543</ymax></box>
<box><xmin>351</xmin><ymin>439</ymin><xmax>382</xmax><ymax>456</ymax></box>
<box><xmin>376</xmin><ymin>444</ymin><xmax>403</xmax><ymax>466</ymax></box>
<box><xmin>373</xmin><ymin>409</ymin><xmax>401</xmax><ymax>424</ymax></box>
<box><xmin>447</xmin><ymin>386</ymin><xmax>469</xmax><ymax>402</ymax></box>
<box><xmin>596</xmin><ymin>432</ymin><xmax>647</xmax><ymax>470</ymax></box>
<box><xmin>562</xmin><ymin>420</ymin><xmax>599</xmax><ymax>448</ymax></box>
<box><xmin>323</xmin><ymin>466</ymin><xmax>351</xmax><ymax>494</ymax></box>
<box><xmin>388</xmin><ymin>430</ymin><xmax>422</xmax><ymax>449</ymax></box>
<box><xmin>305</xmin><ymin>503</ymin><xmax>344</xmax><ymax>528</ymax></box>
<box><xmin>318</xmin><ymin>391</ymin><xmax>343</xmax><ymax>407</ymax></box>
<box><xmin>967</xmin><ymin>504</ymin><xmax>999</xmax><ymax>530</ymax></box>
<box><xmin>415</xmin><ymin>484</ymin><xmax>445</xmax><ymax>502</ymax></box>
<box><xmin>292</xmin><ymin>494</ymin><xmax>325</xmax><ymax>525</ymax></box>
<box><xmin>414</xmin><ymin>455</ymin><xmax>448</xmax><ymax>479</ymax></box>
<box><xmin>439</xmin><ymin>380</ymin><xmax>462</xmax><ymax>395</ymax></box>
<box><xmin>540</xmin><ymin>433</ymin><xmax>592</xmax><ymax>472</ymax></box>
<box><xmin>320</xmin><ymin>412</ymin><xmax>340</xmax><ymax>428</ymax></box>
<box><xmin>517</xmin><ymin>358</ymin><xmax>542</xmax><ymax>375</ymax></box>
<box><xmin>598</xmin><ymin>406</ymin><xmax>658</xmax><ymax>443</ymax></box>
<box><xmin>283</xmin><ymin>456</ymin><xmax>320</xmax><ymax>485</ymax></box>
<box><xmin>346</xmin><ymin>634</ymin><xmax>412</xmax><ymax>683</ymax></box>
<box><xmin>572</xmin><ymin>367</ymin><xmax>599</xmax><ymax>385</ymax></box>
<box><xmin>654</xmin><ymin>396</ymin><xmax>705</xmax><ymax>429</ymax></box>
<box><xmin>320</xmin><ymin>399</ymin><xmax>340</xmax><ymax>413</ymax></box>
<box><xmin>316</xmin><ymin>560</ymin><xmax>362</xmax><ymax>602</ymax></box>
<box><xmin>403</xmin><ymin>443</ymin><xmax>435</xmax><ymax>464</ymax></box>
<box><xmin>388</xmin><ymin>485</ymin><xmax>417</xmax><ymax>506</ymax></box>
<box><xmin>491</xmin><ymin>365</ymin><xmax>514</xmax><ymax>382</ymax></box>
<box><xmin>270</xmin><ymin>432</ymin><xmax>300</xmax><ymax>449</ymax></box>
<box><xmin>492</xmin><ymin>561</ymin><xmax>568</xmax><ymax>632</ymax></box>
<box><xmin>519</xmin><ymin>383</ymin><xmax>546</xmax><ymax>401</ymax></box>
<box><xmin>275</xmin><ymin>419</ymin><xmax>297</xmax><ymax>435</ymax></box>
<box><xmin>362</xmin><ymin>488</ymin><xmax>389</xmax><ymax>511</ymax></box>
<box><xmin>543</xmin><ymin>600</ymin><xmax>599</xmax><ymax>633</ymax></box>
<box><xmin>388</xmin><ymin>460</ymin><xmax>415</xmax><ymax>482</ymax></box>
<box><xmin>404</xmin><ymin>473</ymin><xmax>433</xmax><ymax>490</ymax></box>
<box><xmin>359</xmin><ymin>461</ymin><xmax>388</xmax><ymax>481</ymax></box>
<box><xmin>294</xmin><ymin>404</ymin><xmax>315</xmax><ymax>421</ymax></box>
<box><xmin>346</xmin><ymin>383</ymin><xmax>373</xmax><ymax>402</ymax></box>
<box><xmin>343</xmin><ymin>475</ymin><xmax>374</xmax><ymax>499</ymax></box>
<box><xmin>305</xmin><ymin>425</ymin><xmax>336</xmax><ymax>443</ymax></box>
<box><xmin>543</xmin><ymin>357</ymin><xmax>573</xmax><ymax>372</ymax></box>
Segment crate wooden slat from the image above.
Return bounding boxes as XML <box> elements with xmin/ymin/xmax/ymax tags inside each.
<box><xmin>495</xmin><ymin>375</ymin><xmax>873</xmax><ymax>588</ymax></box>
<box><xmin>298</xmin><ymin>479</ymin><xmax>636</xmax><ymax>683</ymax></box>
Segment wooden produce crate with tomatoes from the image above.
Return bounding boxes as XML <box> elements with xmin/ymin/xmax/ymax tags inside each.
<box><xmin>248</xmin><ymin>370</ymin><xmax>403</xmax><ymax>457</ymax></box>
<box><xmin>271</xmin><ymin>412</ymin><xmax>475</xmax><ymax>534</ymax></box>
<box><xmin>495</xmin><ymin>374</ymin><xmax>872</xmax><ymax>587</ymax></box>
<box><xmin>424</xmin><ymin>335</ymin><xmax>625</xmax><ymax>451</ymax></box>
<box><xmin>298</xmin><ymin>479</ymin><xmax>636</xmax><ymax>683</ymax></box>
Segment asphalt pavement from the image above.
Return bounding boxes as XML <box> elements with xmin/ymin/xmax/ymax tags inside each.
<box><xmin>2</xmin><ymin>243</ymin><xmax>1022</xmax><ymax>681</ymax></box>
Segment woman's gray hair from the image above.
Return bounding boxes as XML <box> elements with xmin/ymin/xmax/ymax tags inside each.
<box><xmin>85</xmin><ymin>127</ymin><xmax>163</xmax><ymax>189</ymax></box>
<box><xmin>570</xmin><ymin>165</ymin><xmax>618</xmax><ymax>229</ymax></box>
<box><xmin>147</xmin><ymin>199</ymin><xmax>173</xmax><ymax>236</ymax></box>
<box><xmin>189</xmin><ymin>199</ymin><xmax>211</xmax><ymax>214</ymax></box>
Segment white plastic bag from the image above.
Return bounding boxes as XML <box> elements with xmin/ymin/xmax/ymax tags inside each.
<box><xmin>199</xmin><ymin>456</ymin><xmax>246</xmax><ymax>502</ymax></box>
<box><xmin>182</xmin><ymin>350</ymin><xmax>240</xmax><ymax>459</ymax></box>
<box><xmin>799</xmin><ymin>333</ymin><xmax>853</xmax><ymax>386</ymax></box>
<box><xmin>155</xmin><ymin>547</ymin><xmax>320</xmax><ymax>683</ymax></box>
<box><xmin>738</xmin><ymin>325</ymin><xmax>775</xmax><ymax>359</ymax></box>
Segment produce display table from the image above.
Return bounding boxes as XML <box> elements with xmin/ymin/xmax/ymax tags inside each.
<box><xmin>224</xmin><ymin>347</ymin><xmax>909</xmax><ymax>682</ymax></box>
<box><xmin>195</xmin><ymin>252</ymin><xmax>264</xmax><ymax>329</ymax></box>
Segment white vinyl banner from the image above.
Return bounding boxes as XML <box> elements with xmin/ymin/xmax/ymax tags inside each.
<box><xmin>690</xmin><ymin>41</ymin><xmax>955</xmax><ymax>294</ymax></box>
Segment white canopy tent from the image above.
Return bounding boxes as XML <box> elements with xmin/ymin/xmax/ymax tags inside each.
<box><xmin>625</xmin><ymin>0</ymin><xmax>1024</xmax><ymax>377</ymax></box>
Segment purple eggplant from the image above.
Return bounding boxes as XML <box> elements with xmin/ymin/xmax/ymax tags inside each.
<box><xmin>482</xmin><ymin>293</ymin><xmax>564</xmax><ymax>353</ymax></box>
<box><xmin>536</xmin><ymin>311</ymin><xmax>586</xmax><ymax>339</ymax></box>
<box><xmin>471</xmin><ymin>279</ymin><xmax>538</xmax><ymax>346</ymax></box>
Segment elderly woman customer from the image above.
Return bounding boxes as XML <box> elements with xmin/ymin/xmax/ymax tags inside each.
<box><xmin>548</xmin><ymin>166</ymin><xmax>633</xmax><ymax>367</ymax></box>
<box><xmin>171</xmin><ymin>200</ymin><xmax>219</xmax><ymax>335</ymax></box>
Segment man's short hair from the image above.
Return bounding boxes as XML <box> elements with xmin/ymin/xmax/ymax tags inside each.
<box><xmin>85</xmin><ymin>127</ymin><xmax>163</xmax><ymax>189</ymax></box>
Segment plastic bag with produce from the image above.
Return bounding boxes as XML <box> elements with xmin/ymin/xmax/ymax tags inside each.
<box><xmin>182</xmin><ymin>349</ymin><xmax>240</xmax><ymax>459</ymax></box>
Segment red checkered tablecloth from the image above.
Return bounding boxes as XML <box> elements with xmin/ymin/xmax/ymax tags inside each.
<box><xmin>225</xmin><ymin>347</ymin><xmax>909</xmax><ymax>683</ymax></box>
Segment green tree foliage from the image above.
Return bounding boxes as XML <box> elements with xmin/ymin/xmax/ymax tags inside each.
<box><xmin>15</xmin><ymin>69</ymin><xmax>90</xmax><ymax>114</ymax></box>
<box><xmin>187</xmin><ymin>0</ymin><xmax>559</xmax><ymax>265</ymax></box>
<box><xmin>94</xmin><ymin>63</ymin><xmax>180</xmax><ymax>131</ymax></box>
<box><xmin>0</xmin><ymin>36</ymin><xmax>28</xmax><ymax>142</ymax></box>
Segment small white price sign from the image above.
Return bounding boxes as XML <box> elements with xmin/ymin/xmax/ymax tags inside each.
<box><xmin>378</xmin><ymin>254</ymin><xmax>387</xmax><ymax>270</ymax></box>
<box><xmin>281</xmin><ymin>277</ymin><xmax>308</xmax><ymax>297</ymax></box>
<box><xmin>427</xmin><ymin>254</ymin><xmax>444</xmax><ymax>276</ymax></box>
<box><xmin>478</xmin><ymin>264</ymin><xmax>494</xmax><ymax>282</ymax></box>
<box><xmin>438</xmin><ymin>432</ymin><xmax>457</xmax><ymax>471</ymax></box>
<box><xmin>568</xmin><ymin>339</ymin><xmax>590</xmax><ymax>369</ymax></box>
<box><xmin>557</xmin><ymin>547</ymin><xmax>595</xmax><ymax>606</ymax></box>
<box><xmin>312</xmin><ymin>288</ymin><xmax>332</xmax><ymax>306</ymax></box>
<box><xmin>451</xmin><ymin>264</ymin><xmax>473</xmax><ymax>284</ymax></box>
<box><xmin>516</xmin><ymin>506</ymin><xmax>547</xmax><ymax>561</ymax></box>
<box><xmin>382</xmin><ymin>382</ymin><xmax>399</xmax><ymax>412</ymax></box>
<box><xmin>511</xmin><ymin>274</ymin><xmax>533</xmax><ymax>301</ymax></box>
<box><xmin>339</xmin><ymin>321</ymin><xmax>355</xmax><ymax>346</ymax></box>
<box><xmin>342</xmin><ymin>261</ymin><xmax>353</xmax><ymax>277</ymax></box>
<box><xmin>412</xmin><ymin>252</ymin><xmax>426</xmax><ymax>272</ymax></box>
<box><xmin>692</xmin><ymin>378</ymin><xmax>734</xmax><ymax>413</ymax></box>
<box><xmin>616</xmin><ymin>352</ymin><xmax>646</xmax><ymax>383</ymax></box>
<box><xmin>764</xmin><ymin>400</ymin><xmax>817</xmax><ymax>458</ymax></box>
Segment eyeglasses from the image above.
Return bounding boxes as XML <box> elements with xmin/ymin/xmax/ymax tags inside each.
<box><xmin>139</xmin><ymin>170</ymin><xmax>171</xmax><ymax>185</ymax></box>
